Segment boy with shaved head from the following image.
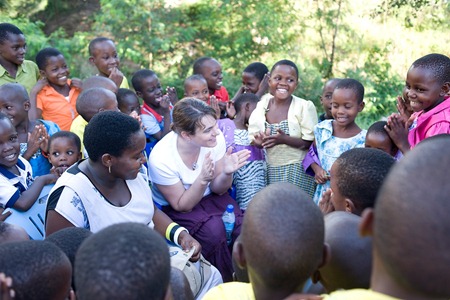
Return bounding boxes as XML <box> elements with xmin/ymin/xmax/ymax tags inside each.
<box><xmin>324</xmin><ymin>135</ymin><xmax>450</xmax><ymax>299</ymax></box>
<box><xmin>203</xmin><ymin>183</ymin><xmax>327</xmax><ymax>300</ymax></box>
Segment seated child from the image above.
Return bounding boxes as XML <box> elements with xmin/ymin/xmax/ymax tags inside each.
<box><xmin>70</xmin><ymin>87</ymin><xmax>118</xmax><ymax>157</ymax></box>
<box><xmin>184</xmin><ymin>74</ymin><xmax>220</xmax><ymax>118</ymax></box>
<box><xmin>131</xmin><ymin>69</ymin><xmax>172</xmax><ymax>153</ymax></box>
<box><xmin>88</xmin><ymin>37</ymin><xmax>129</xmax><ymax>89</ymax></box>
<box><xmin>0</xmin><ymin>83</ymin><xmax>60</xmax><ymax>176</ymax></box>
<box><xmin>325</xmin><ymin>134</ymin><xmax>450</xmax><ymax>299</ymax></box>
<box><xmin>193</xmin><ymin>57</ymin><xmax>229</xmax><ymax>116</ymax></box>
<box><xmin>0</xmin><ymin>112</ymin><xmax>57</xmax><ymax>212</ymax></box>
<box><xmin>0</xmin><ymin>222</ymin><xmax>29</xmax><ymax>244</ymax></box>
<box><xmin>313</xmin><ymin>211</ymin><xmax>372</xmax><ymax>293</ymax></box>
<box><xmin>30</xmin><ymin>47</ymin><xmax>81</xmax><ymax>131</ymax></box>
<box><xmin>217</xmin><ymin>93</ymin><xmax>266</xmax><ymax>210</ymax></box>
<box><xmin>0</xmin><ymin>23</ymin><xmax>39</xmax><ymax>93</ymax></box>
<box><xmin>117</xmin><ymin>88</ymin><xmax>140</xmax><ymax>115</ymax></box>
<box><xmin>46</xmin><ymin>227</ymin><xmax>92</xmax><ymax>291</ymax></box>
<box><xmin>365</xmin><ymin>121</ymin><xmax>401</xmax><ymax>159</ymax></box>
<box><xmin>47</xmin><ymin>131</ymin><xmax>82</xmax><ymax>175</ymax></box>
<box><xmin>75</xmin><ymin>222</ymin><xmax>171</xmax><ymax>300</ymax></box>
<box><xmin>232</xmin><ymin>62</ymin><xmax>269</xmax><ymax>100</ymax></box>
<box><xmin>203</xmin><ymin>183</ymin><xmax>327</xmax><ymax>300</ymax></box>
<box><xmin>319</xmin><ymin>78</ymin><xmax>341</xmax><ymax>122</ymax></box>
<box><xmin>386</xmin><ymin>53</ymin><xmax>450</xmax><ymax>153</ymax></box>
<box><xmin>319</xmin><ymin>148</ymin><xmax>395</xmax><ymax>216</ymax></box>
<box><xmin>0</xmin><ymin>240</ymin><xmax>72</xmax><ymax>300</ymax></box>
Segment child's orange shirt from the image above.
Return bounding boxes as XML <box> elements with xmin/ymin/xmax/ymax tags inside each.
<box><xmin>36</xmin><ymin>79</ymin><xmax>80</xmax><ymax>131</ymax></box>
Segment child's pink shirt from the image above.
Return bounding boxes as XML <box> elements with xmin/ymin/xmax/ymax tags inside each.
<box><xmin>408</xmin><ymin>96</ymin><xmax>450</xmax><ymax>148</ymax></box>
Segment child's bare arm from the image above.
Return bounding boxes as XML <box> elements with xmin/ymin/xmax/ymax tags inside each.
<box><xmin>12</xmin><ymin>174</ymin><xmax>58</xmax><ymax>211</ymax></box>
<box><xmin>210</xmin><ymin>96</ymin><xmax>221</xmax><ymax>119</ymax></box>
<box><xmin>28</xmin><ymin>78</ymin><xmax>47</xmax><ymax>121</ymax></box>
<box><xmin>255</xmin><ymin>72</ymin><xmax>270</xmax><ymax>98</ymax></box>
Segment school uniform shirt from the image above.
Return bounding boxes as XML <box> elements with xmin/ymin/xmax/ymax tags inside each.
<box><xmin>36</xmin><ymin>80</ymin><xmax>80</xmax><ymax>131</ymax></box>
<box><xmin>0</xmin><ymin>60</ymin><xmax>39</xmax><ymax>94</ymax></box>
<box><xmin>0</xmin><ymin>156</ymin><xmax>33</xmax><ymax>208</ymax></box>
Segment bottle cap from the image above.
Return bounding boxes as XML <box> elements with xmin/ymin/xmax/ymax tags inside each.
<box><xmin>226</xmin><ymin>204</ymin><xmax>234</xmax><ymax>213</ymax></box>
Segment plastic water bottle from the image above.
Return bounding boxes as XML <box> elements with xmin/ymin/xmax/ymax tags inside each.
<box><xmin>222</xmin><ymin>204</ymin><xmax>235</xmax><ymax>245</ymax></box>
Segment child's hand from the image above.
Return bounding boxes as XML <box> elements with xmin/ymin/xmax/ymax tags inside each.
<box><xmin>226</xmin><ymin>101</ymin><xmax>236</xmax><ymax>119</ymax></box>
<box><xmin>31</xmin><ymin>78</ymin><xmax>48</xmax><ymax>95</ymax></box>
<box><xmin>108</xmin><ymin>67</ymin><xmax>124</xmax><ymax>88</ymax></box>
<box><xmin>319</xmin><ymin>188</ymin><xmax>335</xmax><ymax>215</ymax></box>
<box><xmin>50</xmin><ymin>166</ymin><xmax>68</xmax><ymax>177</ymax></box>
<box><xmin>385</xmin><ymin>113</ymin><xmax>410</xmax><ymax>153</ymax></box>
<box><xmin>159</xmin><ymin>95</ymin><xmax>171</xmax><ymax>114</ymax></box>
<box><xmin>38</xmin><ymin>126</ymin><xmax>49</xmax><ymax>154</ymax></box>
<box><xmin>70</xmin><ymin>78</ymin><xmax>83</xmax><ymax>89</ymax></box>
<box><xmin>223</xmin><ymin>147</ymin><xmax>250</xmax><ymax>175</ymax></box>
<box><xmin>26</xmin><ymin>124</ymin><xmax>46</xmax><ymax>156</ymax></box>
<box><xmin>262</xmin><ymin>128</ymin><xmax>286</xmax><ymax>148</ymax></box>
<box><xmin>166</xmin><ymin>87</ymin><xmax>178</xmax><ymax>105</ymax></box>
<box><xmin>256</xmin><ymin>72</ymin><xmax>270</xmax><ymax>96</ymax></box>
<box><xmin>252</xmin><ymin>130</ymin><xmax>268</xmax><ymax>148</ymax></box>
<box><xmin>41</xmin><ymin>173</ymin><xmax>59</xmax><ymax>185</ymax></box>
<box><xmin>0</xmin><ymin>208</ymin><xmax>12</xmax><ymax>221</ymax></box>
<box><xmin>0</xmin><ymin>272</ymin><xmax>15</xmax><ymax>300</ymax></box>
<box><xmin>210</xmin><ymin>96</ymin><xmax>221</xmax><ymax>119</ymax></box>
<box><xmin>311</xmin><ymin>164</ymin><xmax>329</xmax><ymax>184</ymax></box>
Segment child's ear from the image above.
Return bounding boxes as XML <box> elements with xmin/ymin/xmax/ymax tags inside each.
<box><xmin>244</xmin><ymin>102</ymin><xmax>250</xmax><ymax>111</ymax></box>
<box><xmin>440</xmin><ymin>81</ymin><xmax>450</xmax><ymax>96</ymax></box>
<box><xmin>39</xmin><ymin>70</ymin><xmax>46</xmax><ymax>78</ymax></box>
<box><xmin>135</xmin><ymin>90</ymin><xmax>142</xmax><ymax>98</ymax></box>
<box><xmin>88</xmin><ymin>56</ymin><xmax>95</xmax><ymax>65</ymax></box>
<box><xmin>77</xmin><ymin>152</ymin><xmax>82</xmax><ymax>161</ymax></box>
<box><xmin>23</xmin><ymin>100</ymin><xmax>30</xmax><ymax>112</ymax></box>
<box><xmin>359</xmin><ymin>208</ymin><xmax>374</xmax><ymax>237</ymax></box>
<box><xmin>232</xmin><ymin>239</ymin><xmax>247</xmax><ymax>269</ymax></box>
<box><xmin>358</xmin><ymin>101</ymin><xmax>365</xmax><ymax>112</ymax></box>
<box><xmin>344</xmin><ymin>198</ymin><xmax>356</xmax><ymax>213</ymax></box>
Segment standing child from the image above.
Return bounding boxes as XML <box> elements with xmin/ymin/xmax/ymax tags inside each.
<box><xmin>193</xmin><ymin>57</ymin><xmax>229</xmax><ymax>117</ymax></box>
<box><xmin>132</xmin><ymin>69</ymin><xmax>173</xmax><ymax>154</ymax></box>
<box><xmin>248</xmin><ymin>59</ymin><xmax>318</xmax><ymax>196</ymax></box>
<box><xmin>310</xmin><ymin>78</ymin><xmax>366</xmax><ymax>204</ymax></box>
<box><xmin>88</xmin><ymin>37</ymin><xmax>129</xmax><ymax>89</ymax></box>
<box><xmin>217</xmin><ymin>93</ymin><xmax>266</xmax><ymax>210</ymax></box>
<box><xmin>117</xmin><ymin>88</ymin><xmax>140</xmax><ymax>116</ymax></box>
<box><xmin>0</xmin><ymin>23</ymin><xmax>39</xmax><ymax>93</ymax></box>
<box><xmin>386</xmin><ymin>53</ymin><xmax>450</xmax><ymax>153</ymax></box>
<box><xmin>319</xmin><ymin>78</ymin><xmax>342</xmax><ymax>122</ymax></box>
<box><xmin>0</xmin><ymin>83</ymin><xmax>60</xmax><ymax>176</ymax></box>
<box><xmin>29</xmin><ymin>48</ymin><xmax>81</xmax><ymax>131</ymax></box>
<box><xmin>184</xmin><ymin>74</ymin><xmax>220</xmax><ymax>118</ymax></box>
<box><xmin>232</xmin><ymin>62</ymin><xmax>269</xmax><ymax>100</ymax></box>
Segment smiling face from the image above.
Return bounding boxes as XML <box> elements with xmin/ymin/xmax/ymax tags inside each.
<box><xmin>242</xmin><ymin>72</ymin><xmax>261</xmax><ymax>94</ymax></box>
<box><xmin>89</xmin><ymin>40</ymin><xmax>120</xmax><ymax>77</ymax></box>
<box><xmin>0</xmin><ymin>87</ymin><xmax>29</xmax><ymax>127</ymax></box>
<box><xmin>0</xmin><ymin>33</ymin><xmax>26</xmax><ymax>66</ymax></box>
<box><xmin>189</xmin><ymin>115</ymin><xmax>219</xmax><ymax>148</ymax></box>
<box><xmin>0</xmin><ymin>118</ymin><xmax>20</xmax><ymax>169</ymax></box>
<box><xmin>184</xmin><ymin>79</ymin><xmax>209</xmax><ymax>102</ymax></box>
<box><xmin>331</xmin><ymin>88</ymin><xmax>363</xmax><ymax>127</ymax></box>
<box><xmin>405</xmin><ymin>66</ymin><xmax>448</xmax><ymax>113</ymax></box>
<box><xmin>40</xmin><ymin>54</ymin><xmax>70</xmax><ymax>88</ymax></box>
<box><xmin>48</xmin><ymin>137</ymin><xmax>81</xmax><ymax>169</ymax></box>
<box><xmin>111</xmin><ymin>130</ymin><xmax>147</xmax><ymax>180</ymax></box>
<box><xmin>269</xmin><ymin>64</ymin><xmax>298</xmax><ymax>101</ymax></box>
<box><xmin>136</xmin><ymin>75</ymin><xmax>163</xmax><ymax>107</ymax></box>
<box><xmin>199</xmin><ymin>59</ymin><xmax>223</xmax><ymax>93</ymax></box>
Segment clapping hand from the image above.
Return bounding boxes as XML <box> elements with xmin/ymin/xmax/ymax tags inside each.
<box><xmin>223</xmin><ymin>147</ymin><xmax>251</xmax><ymax>175</ymax></box>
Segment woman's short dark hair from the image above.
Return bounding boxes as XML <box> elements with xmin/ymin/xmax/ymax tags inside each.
<box><xmin>84</xmin><ymin>111</ymin><xmax>141</xmax><ymax>161</ymax></box>
<box><xmin>172</xmin><ymin>98</ymin><xmax>216</xmax><ymax>135</ymax></box>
